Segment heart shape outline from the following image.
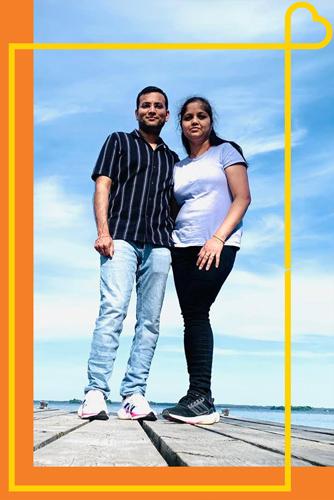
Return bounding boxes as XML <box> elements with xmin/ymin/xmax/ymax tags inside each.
<box><xmin>285</xmin><ymin>2</ymin><xmax>333</xmax><ymax>49</ymax></box>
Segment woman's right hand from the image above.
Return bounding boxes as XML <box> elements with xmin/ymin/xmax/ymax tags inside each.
<box><xmin>196</xmin><ymin>238</ymin><xmax>224</xmax><ymax>271</ymax></box>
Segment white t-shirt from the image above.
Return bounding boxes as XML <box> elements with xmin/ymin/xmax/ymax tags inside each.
<box><xmin>172</xmin><ymin>143</ymin><xmax>246</xmax><ymax>247</ymax></box>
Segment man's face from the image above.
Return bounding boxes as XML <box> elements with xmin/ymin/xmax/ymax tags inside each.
<box><xmin>135</xmin><ymin>92</ymin><xmax>169</xmax><ymax>134</ymax></box>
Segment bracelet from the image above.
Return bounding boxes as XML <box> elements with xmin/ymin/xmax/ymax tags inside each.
<box><xmin>212</xmin><ymin>234</ymin><xmax>226</xmax><ymax>244</ymax></box>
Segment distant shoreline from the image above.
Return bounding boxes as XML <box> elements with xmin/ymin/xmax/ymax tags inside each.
<box><xmin>34</xmin><ymin>400</ymin><xmax>334</xmax><ymax>411</ymax></box>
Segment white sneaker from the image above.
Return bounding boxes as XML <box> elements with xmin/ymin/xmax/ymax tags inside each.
<box><xmin>77</xmin><ymin>390</ymin><xmax>109</xmax><ymax>420</ymax></box>
<box><xmin>117</xmin><ymin>393</ymin><xmax>157</xmax><ymax>421</ymax></box>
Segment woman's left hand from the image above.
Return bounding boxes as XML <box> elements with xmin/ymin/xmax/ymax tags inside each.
<box><xmin>196</xmin><ymin>238</ymin><xmax>224</xmax><ymax>271</ymax></box>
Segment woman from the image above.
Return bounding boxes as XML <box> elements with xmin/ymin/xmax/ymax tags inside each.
<box><xmin>162</xmin><ymin>97</ymin><xmax>251</xmax><ymax>425</ymax></box>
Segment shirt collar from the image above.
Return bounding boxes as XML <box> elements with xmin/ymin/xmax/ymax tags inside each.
<box><xmin>131</xmin><ymin>129</ymin><xmax>166</xmax><ymax>149</ymax></box>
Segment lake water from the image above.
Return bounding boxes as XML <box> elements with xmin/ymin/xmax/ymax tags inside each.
<box><xmin>34</xmin><ymin>401</ymin><xmax>334</xmax><ymax>430</ymax></box>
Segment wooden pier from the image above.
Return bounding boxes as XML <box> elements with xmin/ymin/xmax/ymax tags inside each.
<box><xmin>34</xmin><ymin>409</ymin><xmax>334</xmax><ymax>467</ymax></box>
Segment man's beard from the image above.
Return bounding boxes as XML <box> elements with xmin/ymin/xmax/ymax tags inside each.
<box><xmin>138</xmin><ymin>121</ymin><xmax>164</xmax><ymax>135</ymax></box>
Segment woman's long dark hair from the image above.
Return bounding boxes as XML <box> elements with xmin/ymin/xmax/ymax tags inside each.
<box><xmin>179</xmin><ymin>96</ymin><xmax>247</xmax><ymax>165</ymax></box>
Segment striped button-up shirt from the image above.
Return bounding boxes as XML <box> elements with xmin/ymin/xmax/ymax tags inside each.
<box><xmin>92</xmin><ymin>129</ymin><xmax>179</xmax><ymax>247</ymax></box>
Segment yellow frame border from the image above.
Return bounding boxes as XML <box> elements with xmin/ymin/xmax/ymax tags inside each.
<box><xmin>8</xmin><ymin>2</ymin><xmax>332</xmax><ymax>494</ymax></box>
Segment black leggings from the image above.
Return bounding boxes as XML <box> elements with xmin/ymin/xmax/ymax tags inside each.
<box><xmin>172</xmin><ymin>245</ymin><xmax>238</xmax><ymax>397</ymax></box>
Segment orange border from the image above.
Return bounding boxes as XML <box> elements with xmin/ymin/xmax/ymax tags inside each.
<box><xmin>0</xmin><ymin>1</ymin><xmax>33</xmax><ymax>498</ymax></box>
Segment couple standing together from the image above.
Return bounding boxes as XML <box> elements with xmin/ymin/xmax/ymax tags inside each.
<box><xmin>78</xmin><ymin>86</ymin><xmax>251</xmax><ymax>425</ymax></box>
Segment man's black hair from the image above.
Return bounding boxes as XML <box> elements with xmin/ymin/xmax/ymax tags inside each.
<box><xmin>136</xmin><ymin>86</ymin><xmax>168</xmax><ymax>109</ymax></box>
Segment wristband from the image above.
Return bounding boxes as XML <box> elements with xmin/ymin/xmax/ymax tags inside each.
<box><xmin>213</xmin><ymin>234</ymin><xmax>226</xmax><ymax>244</ymax></box>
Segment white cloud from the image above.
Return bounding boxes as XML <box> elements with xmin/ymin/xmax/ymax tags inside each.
<box><xmin>34</xmin><ymin>237</ymin><xmax>99</xmax><ymax>271</ymax></box>
<box><xmin>35</xmin><ymin>0</ymin><xmax>334</xmax><ymax>45</ymax></box>
<box><xmin>34</xmin><ymin>177</ymin><xmax>86</xmax><ymax>228</ymax></box>
<box><xmin>33</xmin><ymin>179</ymin><xmax>333</xmax><ymax>343</ymax></box>
<box><xmin>246</xmin><ymin>175</ymin><xmax>283</xmax><ymax>210</ymax></box>
<box><xmin>293</xmin><ymin>351</ymin><xmax>334</xmax><ymax>359</ymax></box>
<box><xmin>34</xmin><ymin>104</ymin><xmax>93</xmax><ymax>124</ymax></box>
<box><xmin>215</xmin><ymin>349</ymin><xmax>334</xmax><ymax>359</ymax></box>
<box><xmin>34</xmin><ymin>267</ymin><xmax>334</xmax><ymax>342</ymax></box>
<box><xmin>195</xmin><ymin>267</ymin><xmax>333</xmax><ymax>341</ymax></box>
<box><xmin>34</xmin><ymin>278</ymin><xmax>140</xmax><ymax>341</ymax></box>
<box><xmin>242</xmin><ymin>146</ymin><xmax>333</xmax><ymax>214</ymax></box>
<box><xmin>242</xmin><ymin>214</ymin><xmax>284</xmax><ymax>253</ymax></box>
<box><xmin>99</xmin><ymin>0</ymin><xmax>334</xmax><ymax>43</ymax></box>
<box><xmin>160</xmin><ymin>346</ymin><xmax>284</xmax><ymax>357</ymax></box>
<box><xmin>292</xmin><ymin>157</ymin><xmax>334</xmax><ymax>202</ymax></box>
<box><xmin>293</xmin><ymin>272</ymin><xmax>334</xmax><ymax>337</ymax></box>
<box><xmin>34</xmin><ymin>291</ymin><xmax>99</xmax><ymax>342</ymax></box>
<box><xmin>210</xmin><ymin>83</ymin><xmax>307</xmax><ymax>161</ymax></box>
<box><xmin>307</xmin><ymin>163</ymin><xmax>334</xmax><ymax>179</ymax></box>
<box><xmin>207</xmin><ymin>269</ymin><xmax>285</xmax><ymax>341</ymax></box>
<box><xmin>34</xmin><ymin>177</ymin><xmax>97</xmax><ymax>270</ymax></box>
<box><xmin>242</xmin><ymin>128</ymin><xmax>307</xmax><ymax>158</ymax></box>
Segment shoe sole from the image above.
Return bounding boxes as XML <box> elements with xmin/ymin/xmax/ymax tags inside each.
<box><xmin>79</xmin><ymin>410</ymin><xmax>109</xmax><ymax>421</ymax></box>
<box><xmin>167</xmin><ymin>411</ymin><xmax>220</xmax><ymax>425</ymax></box>
<box><xmin>117</xmin><ymin>411</ymin><xmax>157</xmax><ymax>421</ymax></box>
<box><xmin>162</xmin><ymin>413</ymin><xmax>187</xmax><ymax>423</ymax></box>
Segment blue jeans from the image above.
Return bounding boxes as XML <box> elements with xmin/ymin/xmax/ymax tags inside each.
<box><xmin>85</xmin><ymin>240</ymin><xmax>171</xmax><ymax>399</ymax></box>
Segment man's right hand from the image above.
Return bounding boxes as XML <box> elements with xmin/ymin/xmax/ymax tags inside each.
<box><xmin>94</xmin><ymin>235</ymin><xmax>114</xmax><ymax>257</ymax></box>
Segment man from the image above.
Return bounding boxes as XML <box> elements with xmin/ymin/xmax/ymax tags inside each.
<box><xmin>78</xmin><ymin>86</ymin><xmax>178</xmax><ymax>421</ymax></box>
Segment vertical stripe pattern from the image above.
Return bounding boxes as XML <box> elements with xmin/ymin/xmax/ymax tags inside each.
<box><xmin>92</xmin><ymin>129</ymin><xmax>178</xmax><ymax>246</ymax></box>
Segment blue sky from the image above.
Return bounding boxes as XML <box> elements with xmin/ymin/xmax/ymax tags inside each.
<box><xmin>33</xmin><ymin>0</ymin><xmax>334</xmax><ymax>406</ymax></box>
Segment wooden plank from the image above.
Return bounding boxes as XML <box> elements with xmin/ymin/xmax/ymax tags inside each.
<box><xmin>221</xmin><ymin>416</ymin><xmax>334</xmax><ymax>435</ymax></box>
<box><xmin>33</xmin><ymin>410</ymin><xmax>333</xmax><ymax>467</ymax></box>
<box><xmin>34</xmin><ymin>413</ymin><xmax>90</xmax><ymax>450</ymax></box>
<box><xmin>34</xmin><ymin>409</ymin><xmax>74</xmax><ymax>420</ymax></box>
<box><xmin>142</xmin><ymin>419</ymin><xmax>308</xmax><ymax>466</ymax></box>
<box><xmin>202</xmin><ymin>420</ymin><xmax>334</xmax><ymax>466</ymax></box>
<box><xmin>220</xmin><ymin>417</ymin><xmax>334</xmax><ymax>444</ymax></box>
<box><xmin>34</xmin><ymin>416</ymin><xmax>167</xmax><ymax>467</ymax></box>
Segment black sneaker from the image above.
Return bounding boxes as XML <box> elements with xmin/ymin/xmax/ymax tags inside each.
<box><xmin>162</xmin><ymin>392</ymin><xmax>220</xmax><ymax>425</ymax></box>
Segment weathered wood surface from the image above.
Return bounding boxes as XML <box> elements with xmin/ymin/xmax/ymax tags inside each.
<box><xmin>197</xmin><ymin>418</ymin><xmax>334</xmax><ymax>466</ymax></box>
<box><xmin>34</xmin><ymin>409</ymin><xmax>74</xmax><ymax>420</ymax></box>
<box><xmin>219</xmin><ymin>416</ymin><xmax>334</xmax><ymax>444</ymax></box>
<box><xmin>34</xmin><ymin>410</ymin><xmax>334</xmax><ymax>467</ymax></box>
<box><xmin>34</xmin><ymin>412</ymin><xmax>90</xmax><ymax>450</ymax></box>
<box><xmin>143</xmin><ymin>419</ymin><xmax>308</xmax><ymax>466</ymax></box>
<box><xmin>34</xmin><ymin>412</ymin><xmax>167</xmax><ymax>467</ymax></box>
<box><xmin>225</xmin><ymin>417</ymin><xmax>334</xmax><ymax>447</ymax></box>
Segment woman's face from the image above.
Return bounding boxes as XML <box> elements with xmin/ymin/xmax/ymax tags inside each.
<box><xmin>181</xmin><ymin>101</ymin><xmax>212</xmax><ymax>144</ymax></box>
